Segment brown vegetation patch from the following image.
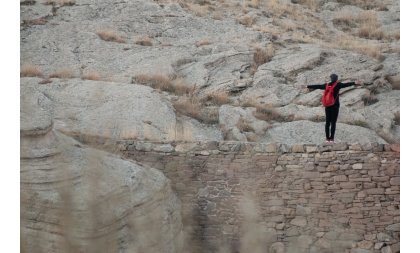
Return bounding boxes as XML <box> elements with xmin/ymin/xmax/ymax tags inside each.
<box><xmin>49</xmin><ymin>67</ymin><xmax>74</xmax><ymax>79</ymax></box>
<box><xmin>21</xmin><ymin>64</ymin><xmax>43</xmax><ymax>77</ymax></box>
<box><xmin>38</xmin><ymin>79</ymin><xmax>53</xmax><ymax>84</ymax></box>
<box><xmin>82</xmin><ymin>70</ymin><xmax>101</xmax><ymax>81</ymax></box>
<box><xmin>195</xmin><ymin>39</ymin><xmax>210</xmax><ymax>47</ymax></box>
<box><xmin>132</xmin><ymin>74</ymin><xmax>194</xmax><ymax>96</ymax></box>
<box><xmin>253</xmin><ymin>45</ymin><xmax>274</xmax><ymax>67</ymax></box>
<box><xmin>173</xmin><ymin>97</ymin><xmax>219</xmax><ymax>124</ymax></box>
<box><xmin>236</xmin><ymin>118</ymin><xmax>255</xmax><ymax>133</ymax></box>
<box><xmin>134</xmin><ymin>36</ymin><xmax>153</xmax><ymax>46</ymax></box>
<box><xmin>204</xmin><ymin>91</ymin><xmax>230</xmax><ymax>106</ymax></box>
<box><xmin>243</xmin><ymin>100</ymin><xmax>292</xmax><ymax>122</ymax></box>
<box><xmin>362</xmin><ymin>93</ymin><xmax>379</xmax><ymax>106</ymax></box>
<box><xmin>96</xmin><ymin>29</ymin><xmax>126</xmax><ymax>43</ymax></box>
<box><xmin>238</xmin><ymin>15</ymin><xmax>256</xmax><ymax>27</ymax></box>
<box><xmin>335</xmin><ymin>0</ymin><xmax>387</xmax><ymax>10</ymax></box>
<box><xmin>21</xmin><ymin>17</ymin><xmax>48</xmax><ymax>27</ymax></box>
<box><xmin>44</xmin><ymin>0</ymin><xmax>75</xmax><ymax>6</ymax></box>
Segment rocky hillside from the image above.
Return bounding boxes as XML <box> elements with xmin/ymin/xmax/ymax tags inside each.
<box><xmin>20</xmin><ymin>0</ymin><xmax>400</xmax><ymax>145</ymax></box>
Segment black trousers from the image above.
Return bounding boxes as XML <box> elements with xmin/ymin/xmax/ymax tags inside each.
<box><xmin>325</xmin><ymin>105</ymin><xmax>339</xmax><ymax>140</ymax></box>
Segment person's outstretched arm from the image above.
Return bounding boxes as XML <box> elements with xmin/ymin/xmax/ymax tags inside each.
<box><xmin>306</xmin><ymin>83</ymin><xmax>326</xmax><ymax>90</ymax></box>
<box><xmin>338</xmin><ymin>80</ymin><xmax>362</xmax><ymax>89</ymax></box>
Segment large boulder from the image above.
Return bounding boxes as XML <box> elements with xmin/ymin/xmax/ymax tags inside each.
<box><xmin>21</xmin><ymin>82</ymin><xmax>184</xmax><ymax>253</ymax></box>
<box><xmin>22</xmin><ymin>78</ymin><xmax>222</xmax><ymax>142</ymax></box>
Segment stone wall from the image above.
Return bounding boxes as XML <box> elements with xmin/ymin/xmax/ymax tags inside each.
<box><xmin>117</xmin><ymin>141</ymin><xmax>400</xmax><ymax>253</ymax></box>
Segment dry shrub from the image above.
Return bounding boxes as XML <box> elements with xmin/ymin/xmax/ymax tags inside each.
<box><xmin>299</xmin><ymin>0</ymin><xmax>319</xmax><ymax>11</ymax></box>
<box><xmin>236</xmin><ymin>118</ymin><xmax>255</xmax><ymax>133</ymax></box>
<box><xmin>96</xmin><ymin>29</ymin><xmax>126</xmax><ymax>43</ymax></box>
<box><xmin>334</xmin><ymin>36</ymin><xmax>384</xmax><ymax>60</ymax></box>
<box><xmin>195</xmin><ymin>39</ymin><xmax>210</xmax><ymax>47</ymax></box>
<box><xmin>204</xmin><ymin>91</ymin><xmax>230</xmax><ymax>105</ymax></box>
<box><xmin>132</xmin><ymin>74</ymin><xmax>194</xmax><ymax>96</ymax></box>
<box><xmin>184</xmin><ymin>3</ymin><xmax>209</xmax><ymax>17</ymax></box>
<box><xmin>357</xmin><ymin>11</ymin><xmax>385</xmax><ymax>40</ymax></box>
<box><xmin>362</xmin><ymin>93</ymin><xmax>378</xmax><ymax>106</ymax></box>
<box><xmin>49</xmin><ymin>67</ymin><xmax>74</xmax><ymax>79</ymax></box>
<box><xmin>132</xmin><ymin>73</ymin><xmax>174</xmax><ymax>92</ymax></box>
<box><xmin>44</xmin><ymin>0</ymin><xmax>75</xmax><ymax>6</ymax></box>
<box><xmin>134</xmin><ymin>36</ymin><xmax>153</xmax><ymax>46</ymax></box>
<box><xmin>172</xmin><ymin>78</ymin><xmax>195</xmax><ymax>96</ymax></box>
<box><xmin>21</xmin><ymin>17</ymin><xmax>48</xmax><ymax>27</ymax></box>
<box><xmin>238</xmin><ymin>15</ymin><xmax>256</xmax><ymax>27</ymax></box>
<box><xmin>248</xmin><ymin>0</ymin><xmax>260</xmax><ymax>9</ymax></box>
<box><xmin>82</xmin><ymin>70</ymin><xmax>101</xmax><ymax>81</ymax></box>
<box><xmin>173</xmin><ymin>97</ymin><xmax>218</xmax><ymax>124</ymax></box>
<box><xmin>39</xmin><ymin>79</ymin><xmax>52</xmax><ymax>84</ymax></box>
<box><xmin>335</xmin><ymin>0</ymin><xmax>384</xmax><ymax>10</ymax></box>
<box><xmin>253</xmin><ymin>45</ymin><xmax>274</xmax><ymax>66</ymax></box>
<box><xmin>21</xmin><ymin>64</ymin><xmax>43</xmax><ymax>77</ymax></box>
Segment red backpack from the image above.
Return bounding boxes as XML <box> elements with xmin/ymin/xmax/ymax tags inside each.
<box><xmin>321</xmin><ymin>82</ymin><xmax>338</xmax><ymax>107</ymax></box>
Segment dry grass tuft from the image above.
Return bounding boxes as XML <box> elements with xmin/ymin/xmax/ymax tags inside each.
<box><xmin>253</xmin><ymin>44</ymin><xmax>274</xmax><ymax>66</ymax></box>
<box><xmin>362</xmin><ymin>93</ymin><xmax>378</xmax><ymax>106</ymax></box>
<box><xmin>332</xmin><ymin>36</ymin><xmax>384</xmax><ymax>60</ymax></box>
<box><xmin>134</xmin><ymin>36</ymin><xmax>153</xmax><ymax>46</ymax></box>
<box><xmin>195</xmin><ymin>39</ymin><xmax>210</xmax><ymax>47</ymax></box>
<box><xmin>204</xmin><ymin>91</ymin><xmax>230</xmax><ymax>105</ymax></box>
<box><xmin>21</xmin><ymin>17</ymin><xmax>48</xmax><ymax>27</ymax></box>
<box><xmin>44</xmin><ymin>0</ymin><xmax>75</xmax><ymax>6</ymax></box>
<box><xmin>236</xmin><ymin>118</ymin><xmax>255</xmax><ymax>133</ymax></box>
<box><xmin>21</xmin><ymin>64</ymin><xmax>43</xmax><ymax>77</ymax></box>
<box><xmin>173</xmin><ymin>97</ymin><xmax>218</xmax><ymax>124</ymax></box>
<box><xmin>49</xmin><ymin>67</ymin><xmax>74</xmax><ymax>79</ymax></box>
<box><xmin>238</xmin><ymin>15</ymin><xmax>256</xmax><ymax>27</ymax></box>
<box><xmin>96</xmin><ymin>29</ymin><xmax>126</xmax><ymax>43</ymax></box>
<box><xmin>82</xmin><ymin>70</ymin><xmax>101</xmax><ymax>81</ymax></box>
<box><xmin>38</xmin><ymin>79</ymin><xmax>53</xmax><ymax>84</ymax></box>
<box><xmin>132</xmin><ymin>74</ymin><xmax>194</xmax><ymax>96</ymax></box>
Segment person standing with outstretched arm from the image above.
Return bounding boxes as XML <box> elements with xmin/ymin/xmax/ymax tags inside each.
<box><xmin>304</xmin><ymin>74</ymin><xmax>362</xmax><ymax>143</ymax></box>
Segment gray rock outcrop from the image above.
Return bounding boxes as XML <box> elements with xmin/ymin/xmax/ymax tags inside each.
<box><xmin>21</xmin><ymin>82</ymin><xmax>184</xmax><ymax>253</ymax></box>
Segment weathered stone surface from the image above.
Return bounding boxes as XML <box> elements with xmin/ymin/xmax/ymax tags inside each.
<box><xmin>261</xmin><ymin>121</ymin><xmax>386</xmax><ymax>145</ymax></box>
<box><xmin>290</xmin><ymin>216</ymin><xmax>307</xmax><ymax>227</ymax></box>
<box><xmin>385</xmin><ymin>223</ymin><xmax>400</xmax><ymax>232</ymax></box>
<box><xmin>21</xmin><ymin>86</ymin><xmax>183</xmax><ymax>253</ymax></box>
<box><xmin>350</xmin><ymin>248</ymin><xmax>373</xmax><ymax>253</ymax></box>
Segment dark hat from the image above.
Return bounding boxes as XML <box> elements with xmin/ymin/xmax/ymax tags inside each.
<box><xmin>330</xmin><ymin>73</ymin><xmax>338</xmax><ymax>82</ymax></box>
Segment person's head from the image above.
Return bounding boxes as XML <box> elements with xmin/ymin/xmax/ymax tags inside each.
<box><xmin>330</xmin><ymin>73</ymin><xmax>338</xmax><ymax>83</ymax></box>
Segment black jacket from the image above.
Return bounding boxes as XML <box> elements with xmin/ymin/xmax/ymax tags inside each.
<box><xmin>307</xmin><ymin>81</ymin><xmax>356</xmax><ymax>107</ymax></box>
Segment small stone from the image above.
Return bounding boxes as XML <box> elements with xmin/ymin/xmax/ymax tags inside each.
<box><xmin>276</xmin><ymin>223</ymin><xmax>285</xmax><ymax>230</ymax></box>
<box><xmin>352</xmin><ymin>163</ymin><xmax>363</xmax><ymax>170</ymax></box>
<box><xmin>292</xmin><ymin>144</ymin><xmax>305</xmax><ymax>153</ymax></box>
<box><xmin>390</xmin><ymin>177</ymin><xmax>400</xmax><ymax>186</ymax></box>
<box><xmin>290</xmin><ymin>216</ymin><xmax>307</xmax><ymax>227</ymax></box>
<box><xmin>152</xmin><ymin>144</ymin><xmax>174</xmax><ymax>152</ymax></box>
<box><xmin>305</xmin><ymin>145</ymin><xmax>318</xmax><ymax>153</ymax></box>
<box><xmin>377</xmin><ymin>232</ymin><xmax>392</xmax><ymax>242</ymax></box>
<box><xmin>385</xmin><ymin>223</ymin><xmax>400</xmax><ymax>232</ymax></box>
<box><xmin>296</xmin><ymin>205</ymin><xmax>311</xmax><ymax>216</ymax></box>
<box><xmin>275</xmin><ymin>165</ymin><xmax>284</xmax><ymax>172</ymax></box>
<box><xmin>334</xmin><ymin>175</ymin><xmax>348</xmax><ymax>182</ymax></box>
<box><xmin>374</xmin><ymin>242</ymin><xmax>384</xmax><ymax>250</ymax></box>
<box><xmin>350</xmin><ymin>249</ymin><xmax>373</xmax><ymax>253</ymax></box>
<box><xmin>269</xmin><ymin>242</ymin><xmax>285</xmax><ymax>253</ymax></box>
<box><xmin>381</xmin><ymin>246</ymin><xmax>392</xmax><ymax>253</ymax></box>
<box><xmin>357</xmin><ymin>240</ymin><xmax>374</xmax><ymax>249</ymax></box>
